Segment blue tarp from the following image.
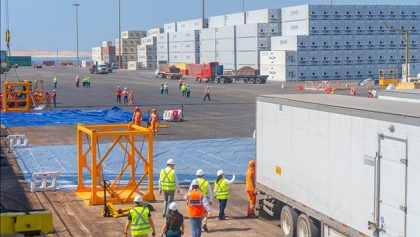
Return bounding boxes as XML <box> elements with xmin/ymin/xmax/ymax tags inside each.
<box><xmin>0</xmin><ymin>107</ymin><xmax>161</xmax><ymax>127</ymax></box>
<box><xmin>13</xmin><ymin>137</ymin><xmax>254</xmax><ymax>190</ymax></box>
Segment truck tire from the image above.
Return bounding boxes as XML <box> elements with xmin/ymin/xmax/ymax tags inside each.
<box><xmin>220</xmin><ymin>78</ymin><xmax>225</xmax><ymax>84</ymax></box>
<box><xmin>243</xmin><ymin>78</ymin><xmax>249</xmax><ymax>84</ymax></box>
<box><xmin>256</xmin><ymin>78</ymin><xmax>262</xmax><ymax>84</ymax></box>
<box><xmin>280</xmin><ymin>206</ymin><xmax>298</xmax><ymax>237</ymax></box>
<box><xmin>215</xmin><ymin>78</ymin><xmax>220</xmax><ymax>84</ymax></box>
<box><xmin>296</xmin><ymin>214</ymin><xmax>319</xmax><ymax>237</ymax></box>
<box><xmin>249</xmin><ymin>78</ymin><xmax>255</xmax><ymax>83</ymax></box>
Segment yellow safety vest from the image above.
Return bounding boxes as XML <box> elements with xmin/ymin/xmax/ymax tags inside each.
<box><xmin>160</xmin><ymin>167</ymin><xmax>176</xmax><ymax>191</ymax></box>
<box><xmin>214</xmin><ymin>178</ymin><xmax>230</xmax><ymax>200</ymax></box>
<box><xmin>129</xmin><ymin>206</ymin><xmax>151</xmax><ymax>236</ymax></box>
<box><xmin>197</xmin><ymin>178</ymin><xmax>209</xmax><ymax>196</ymax></box>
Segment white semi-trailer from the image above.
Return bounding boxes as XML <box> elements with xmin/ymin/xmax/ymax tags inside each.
<box><xmin>256</xmin><ymin>94</ymin><xmax>420</xmax><ymax>237</ymax></box>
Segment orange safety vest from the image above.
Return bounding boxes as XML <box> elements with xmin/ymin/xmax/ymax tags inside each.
<box><xmin>187</xmin><ymin>189</ymin><xmax>205</xmax><ymax>218</ymax></box>
<box><xmin>116</xmin><ymin>88</ymin><xmax>121</xmax><ymax>96</ymax></box>
<box><xmin>134</xmin><ymin>111</ymin><xmax>142</xmax><ymax>126</ymax></box>
<box><xmin>246</xmin><ymin>167</ymin><xmax>255</xmax><ymax>192</ymax></box>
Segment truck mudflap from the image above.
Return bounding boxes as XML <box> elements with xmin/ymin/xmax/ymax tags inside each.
<box><xmin>257</xmin><ymin>183</ymin><xmax>370</xmax><ymax>237</ymax></box>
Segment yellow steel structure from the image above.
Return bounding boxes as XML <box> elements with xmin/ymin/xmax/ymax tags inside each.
<box><xmin>2</xmin><ymin>81</ymin><xmax>31</xmax><ymax>112</ymax></box>
<box><xmin>378</xmin><ymin>68</ymin><xmax>399</xmax><ymax>86</ymax></box>
<box><xmin>0</xmin><ymin>210</ymin><xmax>53</xmax><ymax>235</ymax></box>
<box><xmin>76</xmin><ymin>123</ymin><xmax>155</xmax><ymax>205</ymax></box>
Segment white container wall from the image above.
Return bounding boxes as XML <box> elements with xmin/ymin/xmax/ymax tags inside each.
<box><xmin>169</xmin><ymin>32</ymin><xmax>182</xmax><ymax>42</ymax></box>
<box><xmin>157</xmin><ymin>42</ymin><xmax>169</xmax><ymax>53</ymax></box>
<box><xmin>200</xmin><ymin>28</ymin><xmax>216</xmax><ymax>40</ymax></box>
<box><xmin>209</xmin><ymin>15</ymin><xmax>226</xmax><ymax>28</ymax></box>
<box><xmin>157</xmin><ymin>52</ymin><xmax>169</xmax><ymax>61</ymax></box>
<box><xmin>236</xmin><ymin>51</ymin><xmax>259</xmax><ymax>67</ymax></box>
<box><xmin>282</xmin><ymin>20</ymin><xmax>309</xmax><ymax>36</ymax></box>
<box><xmin>182</xmin><ymin>30</ymin><xmax>200</xmax><ymax>42</ymax></box>
<box><xmin>216</xmin><ymin>38</ymin><xmax>235</xmax><ymax>52</ymax></box>
<box><xmin>169</xmin><ymin>42</ymin><xmax>182</xmax><ymax>53</ymax></box>
<box><xmin>141</xmin><ymin>36</ymin><xmax>156</xmax><ymax>46</ymax></box>
<box><xmin>164</xmin><ymin>23</ymin><xmax>177</xmax><ymax>33</ymax></box>
<box><xmin>236</xmin><ymin>37</ymin><xmax>270</xmax><ymax>51</ymax></box>
<box><xmin>182</xmin><ymin>41</ymin><xmax>200</xmax><ymax>52</ymax></box>
<box><xmin>147</xmin><ymin>28</ymin><xmax>163</xmax><ymax>37</ymax></box>
<box><xmin>225</xmin><ymin>12</ymin><xmax>245</xmax><ymax>26</ymax></box>
<box><xmin>215</xmin><ymin>26</ymin><xmax>236</xmax><ymax>39</ymax></box>
<box><xmin>200</xmin><ymin>51</ymin><xmax>216</xmax><ymax>64</ymax></box>
<box><xmin>102</xmin><ymin>41</ymin><xmax>112</xmax><ymax>47</ymax></box>
<box><xmin>216</xmin><ymin>51</ymin><xmax>235</xmax><ymax>64</ymax></box>
<box><xmin>200</xmin><ymin>40</ymin><xmax>216</xmax><ymax>52</ymax></box>
<box><xmin>246</xmin><ymin>9</ymin><xmax>282</xmax><ymax>24</ymax></box>
<box><xmin>182</xmin><ymin>52</ymin><xmax>200</xmax><ymax>64</ymax></box>
<box><xmin>271</xmin><ymin>36</ymin><xmax>298</xmax><ymax>51</ymax></box>
<box><xmin>157</xmin><ymin>33</ymin><xmax>168</xmax><ymax>43</ymax></box>
<box><xmin>236</xmin><ymin>23</ymin><xmax>281</xmax><ymax>38</ymax></box>
<box><xmin>169</xmin><ymin>53</ymin><xmax>183</xmax><ymax>63</ymax></box>
<box><xmin>281</xmin><ymin>5</ymin><xmax>310</xmax><ymax>22</ymax></box>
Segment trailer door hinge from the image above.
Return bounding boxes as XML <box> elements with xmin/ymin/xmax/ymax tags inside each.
<box><xmin>400</xmin><ymin>158</ymin><xmax>407</xmax><ymax>165</ymax></box>
<box><xmin>400</xmin><ymin>205</ymin><xmax>407</xmax><ymax>213</ymax></box>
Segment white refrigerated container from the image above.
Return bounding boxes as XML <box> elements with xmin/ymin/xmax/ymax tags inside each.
<box><xmin>208</xmin><ymin>15</ymin><xmax>226</xmax><ymax>28</ymax></box>
<box><xmin>246</xmin><ymin>8</ymin><xmax>281</xmax><ymax>24</ymax></box>
<box><xmin>225</xmin><ymin>12</ymin><xmax>245</xmax><ymax>26</ymax></box>
<box><xmin>256</xmin><ymin>94</ymin><xmax>420</xmax><ymax>237</ymax></box>
<box><xmin>164</xmin><ymin>23</ymin><xmax>177</xmax><ymax>33</ymax></box>
<box><xmin>215</xmin><ymin>26</ymin><xmax>236</xmax><ymax>39</ymax></box>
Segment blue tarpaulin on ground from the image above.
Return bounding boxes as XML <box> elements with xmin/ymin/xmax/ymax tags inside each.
<box><xmin>13</xmin><ymin>137</ymin><xmax>254</xmax><ymax>190</ymax></box>
<box><xmin>0</xmin><ymin>107</ymin><xmax>161</xmax><ymax>127</ymax></box>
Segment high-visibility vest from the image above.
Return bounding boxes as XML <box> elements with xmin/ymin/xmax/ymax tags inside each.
<box><xmin>160</xmin><ymin>167</ymin><xmax>176</xmax><ymax>191</ymax></box>
<box><xmin>214</xmin><ymin>178</ymin><xmax>230</xmax><ymax>200</ymax></box>
<box><xmin>187</xmin><ymin>189</ymin><xmax>205</xmax><ymax>218</ymax></box>
<box><xmin>129</xmin><ymin>206</ymin><xmax>152</xmax><ymax>236</ymax></box>
<box><xmin>197</xmin><ymin>178</ymin><xmax>209</xmax><ymax>196</ymax></box>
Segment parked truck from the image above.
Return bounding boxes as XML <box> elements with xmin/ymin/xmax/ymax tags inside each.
<box><xmin>196</xmin><ymin>65</ymin><xmax>267</xmax><ymax>84</ymax></box>
<box><xmin>256</xmin><ymin>94</ymin><xmax>420</xmax><ymax>237</ymax></box>
<box><xmin>155</xmin><ymin>65</ymin><xmax>183</xmax><ymax>79</ymax></box>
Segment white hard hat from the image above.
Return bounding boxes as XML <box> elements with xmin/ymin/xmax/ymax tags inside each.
<box><xmin>196</xmin><ymin>169</ymin><xmax>205</xmax><ymax>176</ymax></box>
<box><xmin>167</xmin><ymin>159</ymin><xmax>174</xmax><ymax>165</ymax></box>
<box><xmin>217</xmin><ymin>170</ymin><xmax>224</xmax><ymax>176</ymax></box>
<box><xmin>168</xmin><ymin>202</ymin><xmax>178</xmax><ymax>211</ymax></box>
<box><xmin>191</xmin><ymin>179</ymin><xmax>199</xmax><ymax>186</ymax></box>
<box><xmin>134</xmin><ymin>195</ymin><xmax>142</xmax><ymax>203</ymax></box>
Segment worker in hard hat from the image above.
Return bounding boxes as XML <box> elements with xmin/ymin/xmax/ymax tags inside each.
<box><xmin>51</xmin><ymin>90</ymin><xmax>57</xmax><ymax>108</ymax></box>
<box><xmin>116</xmin><ymin>86</ymin><xmax>122</xmax><ymax>104</ymax></box>
<box><xmin>132</xmin><ymin>107</ymin><xmax>142</xmax><ymax>126</ymax></box>
<box><xmin>164</xmin><ymin>82</ymin><xmax>169</xmax><ymax>95</ymax></box>
<box><xmin>203</xmin><ymin>86</ymin><xmax>211</xmax><ymax>101</ymax></box>
<box><xmin>160</xmin><ymin>82</ymin><xmax>164</xmax><ymax>95</ymax></box>
<box><xmin>160</xmin><ymin>202</ymin><xmax>184</xmax><ymax>237</ymax></box>
<box><xmin>159</xmin><ymin>159</ymin><xmax>180</xmax><ymax>217</ymax></box>
<box><xmin>124</xmin><ymin>195</ymin><xmax>157</xmax><ymax>237</ymax></box>
<box><xmin>129</xmin><ymin>90</ymin><xmax>134</xmax><ymax>105</ymax></box>
<box><xmin>186</xmin><ymin>179</ymin><xmax>211</xmax><ymax>237</ymax></box>
<box><xmin>189</xmin><ymin>169</ymin><xmax>213</xmax><ymax>232</ymax></box>
<box><xmin>186</xmin><ymin>84</ymin><xmax>191</xmax><ymax>98</ymax></box>
<box><xmin>53</xmin><ymin>76</ymin><xmax>58</xmax><ymax>89</ymax></box>
<box><xmin>149</xmin><ymin>108</ymin><xmax>159</xmax><ymax>135</ymax></box>
<box><xmin>214</xmin><ymin>170</ymin><xmax>235</xmax><ymax>220</ymax></box>
<box><xmin>123</xmin><ymin>87</ymin><xmax>129</xmax><ymax>105</ymax></box>
<box><xmin>246</xmin><ymin>160</ymin><xmax>257</xmax><ymax>217</ymax></box>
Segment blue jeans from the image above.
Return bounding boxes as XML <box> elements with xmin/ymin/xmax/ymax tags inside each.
<box><xmin>166</xmin><ymin>235</ymin><xmax>181</xmax><ymax>237</ymax></box>
<box><xmin>190</xmin><ymin>217</ymin><xmax>203</xmax><ymax>237</ymax></box>
<box><xmin>218</xmin><ymin>199</ymin><xmax>228</xmax><ymax>219</ymax></box>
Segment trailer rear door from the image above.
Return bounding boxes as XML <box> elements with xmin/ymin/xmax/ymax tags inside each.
<box><xmin>379</xmin><ymin>135</ymin><xmax>407</xmax><ymax>237</ymax></box>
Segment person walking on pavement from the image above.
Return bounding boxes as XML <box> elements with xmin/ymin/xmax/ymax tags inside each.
<box><xmin>189</xmin><ymin>169</ymin><xmax>213</xmax><ymax>232</ymax></box>
<box><xmin>186</xmin><ymin>179</ymin><xmax>211</xmax><ymax>237</ymax></box>
<box><xmin>160</xmin><ymin>202</ymin><xmax>184</xmax><ymax>237</ymax></box>
<box><xmin>164</xmin><ymin>82</ymin><xmax>169</xmax><ymax>95</ymax></box>
<box><xmin>123</xmin><ymin>87</ymin><xmax>129</xmax><ymax>105</ymax></box>
<box><xmin>132</xmin><ymin>107</ymin><xmax>142</xmax><ymax>126</ymax></box>
<box><xmin>181</xmin><ymin>83</ymin><xmax>187</xmax><ymax>97</ymax></box>
<box><xmin>246</xmin><ymin>160</ymin><xmax>257</xmax><ymax>217</ymax></box>
<box><xmin>149</xmin><ymin>108</ymin><xmax>160</xmax><ymax>135</ymax></box>
<box><xmin>124</xmin><ymin>195</ymin><xmax>157</xmax><ymax>237</ymax></box>
<box><xmin>53</xmin><ymin>76</ymin><xmax>58</xmax><ymax>89</ymax></box>
<box><xmin>44</xmin><ymin>91</ymin><xmax>51</xmax><ymax>108</ymax></box>
<box><xmin>178</xmin><ymin>78</ymin><xmax>183</xmax><ymax>90</ymax></box>
<box><xmin>129</xmin><ymin>90</ymin><xmax>134</xmax><ymax>105</ymax></box>
<box><xmin>116</xmin><ymin>86</ymin><xmax>122</xmax><ymax>104</ymax></box>
<box><xmin>159</xmin><ymin>159</ymin><xmax>180</xmax><ymax>217</ymax></box>
<box><xmin>203</xmin><ymin>86</ymin><xmax>211</xmax><ymax>101</ymax></box>
<box><xmin>160</xmin><ymin>82</ymin><xmax>164</xmax><ymax>95</ymax></box>
<box><xmin>51</xmin><ymin>90</ymin><xmax>57</xmax><ymax>108</ymax></box>
<box><xmin>186</xmin><ymin>84</ymin><xmax>191</xmax><ymax>98</ymax></box>
<box><xmin>214</xmin><ymin>170</ymin><xmax>235</xmax><ymax>220</ymax></box>
<box><xmin>75</xmin><ymin>75</ymin><xmax>80</xmax><ymax>87</ymax></box>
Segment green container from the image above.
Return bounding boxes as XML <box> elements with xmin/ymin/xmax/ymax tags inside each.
<box><xmin>6</xmin><ymin>56</ymin><xmax>32</xmax><ymax>66</ymax></box>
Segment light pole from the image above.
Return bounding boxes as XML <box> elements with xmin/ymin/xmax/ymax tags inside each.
<box><xmin>118</xmin><ymin>0</ymin><xmax>122</xmax><ymax>69</ymax></box>
<box><xmin>73</xmin><ymin>3</ymin><xmax>80</xmax><ymax>66</ymax></box>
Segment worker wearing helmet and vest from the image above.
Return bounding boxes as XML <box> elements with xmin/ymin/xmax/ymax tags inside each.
<box><xmin>116</xmin><ymin>86</ymin><xmax>122</xmax><ymax>104</ymax></box>
<box><xmin>186</xmin><ymin>179</ymin><xmax>211</xmax><ymax>237</ymax></box>
<box><xmin>159</xmin><ymin>159</ymin><xmax>180</xmax><ymax>217</ymax></box>
<box><xmin>188</xmin><ymin>169</ymin><xmax>214</xmax><ymax>232</ymax></box>
<box><xmin>214</xmin><ymin>170</ymin><xmax>235</xmax><ymax>220</ymax></box>
<box><xmin>160</xmin><ymin>202</ymin><xmax>184</xmax><ymax>237</ymax></box>
<box><xmin>246</xmin><ymin>160</ymin><xmax>257</xmax><ymax>217</ymax></box>
<box><xmin>125</xmin><ymin>195</ymin><xmax>156</xmax><ymax>237</ymax></box>
<box><xmin>132</xmin><ymin>107</ymin><xmax>142</xmax><ymax>126</ymax></box>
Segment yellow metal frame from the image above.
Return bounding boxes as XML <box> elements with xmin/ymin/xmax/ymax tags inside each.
<box><xmin>378</xmin><ymin>68</ymin><xmax>399</xmax><ymax>86</ymax></box>
<box><xmin>0</xmin><ymin>210</ymin><xmax>53</xmax><ymax>235</ymax></box>
<box><xmin>3</xmin><ymin>81</ymin><xmax>31</xmax><ymax>112</ymax></box>
<box><xmin>76</xmin><ymin>123</ymin><xmax>155</xmax><ymax>205</ymax></box>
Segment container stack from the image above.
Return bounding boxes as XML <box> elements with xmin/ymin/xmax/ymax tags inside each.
<box><xmin>102</xmin><ymin>41</ymin><xmax>116</xmax><ymax>64</ymax></box>
<box><xmin>200</xmin><ymin>28</ymin><xmax>216</xmax><ymax>64</ymax></box>
<box><xmin>260</xmin><ymin>51</ymin><xmax>297</xmax><ymax>81</ymax></box>
<box><xmin>215</xmin><ymin>26</ymin><xmax>236</xmax><ymax>71</ymax></box>
<box><xmin>271</xmin><ymin>4</ymin><xmax>420</xmax><ymax>81</ymax></box>
<box><xmin>157</xmin><ymin>33</ymin><xmax>169</xmax><ymax>66</ymax></box>
<box><xmin>115</xmin><ymin>31</ymin><xmax>146</xmax><ymax>68</ymax></box>
<box><xmin>91</xmin><ymin>47</ymin><xmax>102</xmax><ymax>63</ymax></box>
<box><xmin>138</xmin><ymin>36</ymin><xmax>157</xmax><ymax>69</ymax></box>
